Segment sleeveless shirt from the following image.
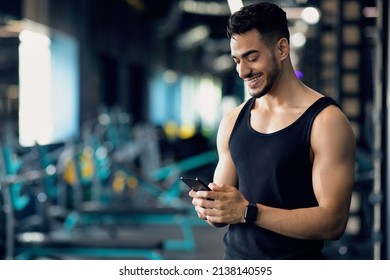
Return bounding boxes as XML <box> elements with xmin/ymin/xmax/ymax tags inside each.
<box><xmin>225</xmin><ymin>96</ymin><xmax>338</xmax><ymax>259</ymax></box>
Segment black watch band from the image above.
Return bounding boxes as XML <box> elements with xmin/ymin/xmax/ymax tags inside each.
<box><xmin>244</xmin><ymin>203</ymin><xmax>258</xmax><ymax>224</ymax></box>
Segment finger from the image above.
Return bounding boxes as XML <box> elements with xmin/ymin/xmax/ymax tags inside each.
<box><xmin>209</xmin><ymin>183</ymin><xmax>234</xmax><ymax>192</ymax></box>
<box><xmin>195</xmin><ymin>205</ymin><xmax>209</xmax><ymax>217</ymax></box>
<box><xmin>192</xmin><ymin>197</ymin><xmax>204</xmax><ymax>207</ymax></box>
<box><xmin>190</xmin><ymin>189</ymin><xmax>211</xmax><ymax>200</ymax></box>
<box><xmin>195</xmin><ymin>190</ymin><xmax>211</xmax><ymax>199</ymax></box>
<box><xmin>195</xmin><ymin>209</ymin><xmax>207</xmax><ymax>220</ymax></box>
<box><xmin>208</xmin><ymin>183</ymin><xmax>220</xmax><ymax>191</ymax></box>
<box><xmin>205</xmin><ymin>213</ymin><xmax>224</xmax><ymax>224</ymax></box>
<box><xmin>188</xmin><ymin>189</ymin><xmax>197</xmax><ymax>198</ymax></box>
<box><xmin>196</xmin><ymin>208</ymin><xmax>207</xmax><ymax>219</ymax></box>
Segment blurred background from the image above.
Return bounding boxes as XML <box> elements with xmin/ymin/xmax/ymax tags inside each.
<box><xmin>0</xmin><ymin>0</ymin><xmax>387</xmax><ymax>260</ymax></box>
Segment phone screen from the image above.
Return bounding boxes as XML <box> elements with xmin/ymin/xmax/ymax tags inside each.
<box><xmin>180</xmin><ymin>176</ymin><xmax>211</xmax><ymax>191</ymax></box>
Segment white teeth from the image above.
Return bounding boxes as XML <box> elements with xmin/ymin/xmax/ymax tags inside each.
<box><xmin>246</xmin><ymin>76</ymin><xmax>261</xmax><ymax>83</ymax></box>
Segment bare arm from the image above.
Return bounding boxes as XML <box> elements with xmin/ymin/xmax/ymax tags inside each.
<box><xmin>189</xmin><ymin>105</ymin><xmax>247</xmax><ymax>227</ymax></box>
<box><xmin>255</xmin><ymin>105</ymin><xmax>355</xmax><ymax>239</ymax></box>
<box><xmin>191</xmin><ymin>103</ymin><xmax>355</xmax><ymax>240</ymax></box>
<box><xmin>213</xmin><ymin>108</ymin><xmax>239</xmax><ymax>187</ymax></box>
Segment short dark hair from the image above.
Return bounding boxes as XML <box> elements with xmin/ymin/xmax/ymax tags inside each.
<box><xmin>226</xmin><ymin>2</ymin><xmax>290</xmax><ymax>45</ymax></box>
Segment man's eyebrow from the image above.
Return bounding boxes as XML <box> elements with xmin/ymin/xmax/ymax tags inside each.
<box><xmin>231</xmin><ymin>50</ymin><xmax>260</xmax><ymax>59</ymax></box>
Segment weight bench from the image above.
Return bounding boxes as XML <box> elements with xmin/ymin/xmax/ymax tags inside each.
<box><xmin>65</xmin><ymin>201</ymin><xmax>198</xmax><ymax>251</ymax></box>
<box><xmin>0</xmin><ymin>179</ymin><xmax>165</xmax><ymax>260</ymax></box>
<box><xmin>13</xmin><ymin>231</ymin><xmax>163</xmax><ymax>260</ymax></box>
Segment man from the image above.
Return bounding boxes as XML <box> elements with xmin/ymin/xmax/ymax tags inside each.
<box><xmin>189</xmin><ymin>2</ymin><xmax>356</xmax><ymax>259</ymax></box>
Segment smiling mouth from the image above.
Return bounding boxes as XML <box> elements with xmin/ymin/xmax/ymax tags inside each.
<box><xmin>245</xmin><ymin>75</ymin><xmax>262</xmax><ymax>87</ymax></box>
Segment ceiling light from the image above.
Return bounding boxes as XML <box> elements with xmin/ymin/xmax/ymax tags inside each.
<box><xmin>291</xmin><ymin>32</ymin><xmax>306</xmax><ymax>48</ymax></box>
<box><xmin>301</xmin><ymin>7</ymin><xmax>320</xmax><ymax>25</ymax></box>
<box><xmin>213</xmin><ymin>54</ymin><xmax>234</xmax><ymax>72</ymax></box>
<box><xmin>179</xmin><ymin>0</ymin><xmax>230</xmax><ymax>16</ymax></box>
<box><xmin>227</xmin><ymin>0</ymin><xmax>243</xmax><ymax>14</ymax></box>
<box><xmin>176</xmin><ymin>25</ymin><xmax>210</xmax><ymax>50</ymax></box>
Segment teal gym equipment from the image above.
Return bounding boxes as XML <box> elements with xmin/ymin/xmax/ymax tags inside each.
<box><xmin>61</xmin><ymin>135</ymin><xmax>205</xmax><ymax>252</ymax></box>
<box><xmin>0</xmin><ymin>141</ymin><xmax>164</xmax><ymax>260</ymax></box>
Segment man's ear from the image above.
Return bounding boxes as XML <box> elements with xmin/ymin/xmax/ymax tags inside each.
<box><xmin>276</xmin><ymin>38</ymin><xmax>289</xmax><ymax>61</ymax></box>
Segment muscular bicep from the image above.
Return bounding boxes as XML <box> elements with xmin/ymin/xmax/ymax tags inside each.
<box><xmin>214</xmin><ymin>151</ymin><xmax>237</xmax><ymax>187</ymax></box>
<box><xmin>213</xmin><ymin>109</ymin><xmax>240</xmax><ymax>187</ymax></box>
<box><xmin>311</xmin><ymin>106</ymin><xmax>355</xmax><ymax>233</ymax></box>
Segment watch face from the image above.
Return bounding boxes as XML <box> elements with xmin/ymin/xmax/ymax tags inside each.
<box><xmin>245</xmin><ymin>204</ymin><xmax>258</xmax><ymax>223</ymax></box>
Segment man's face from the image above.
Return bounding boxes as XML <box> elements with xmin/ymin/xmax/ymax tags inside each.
<box><xmin>230</xmin><ymin>29</ymin><xmax>280</xmax><ymax>98</ymax></box>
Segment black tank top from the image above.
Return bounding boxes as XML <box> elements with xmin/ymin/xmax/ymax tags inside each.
<box><xmin>225</xmin><ymin>96</ymin><xmax>338</xmax><ymax>259</ymax></box>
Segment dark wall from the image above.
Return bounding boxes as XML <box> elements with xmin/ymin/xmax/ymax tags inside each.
<box><xmin>23</xmin><ymin>0</ymin><xmax>165</xmax><ymax>125</ymax></box>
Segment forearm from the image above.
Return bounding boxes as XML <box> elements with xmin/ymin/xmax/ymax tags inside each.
<box><xmin>255</xmin><ymin>204</ymin><xmax>347</xmax><ymax>240</ymax></box>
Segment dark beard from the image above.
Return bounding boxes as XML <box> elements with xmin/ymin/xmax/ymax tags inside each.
<box><xmin>250</xmin><ymin>55</ymin><xmax>280</xmax><ymax>99</ymax></box>
<box><xmin>251</xmin><ymin>82</ymin><xmax>273</xmax><ymax>99</ymax></box>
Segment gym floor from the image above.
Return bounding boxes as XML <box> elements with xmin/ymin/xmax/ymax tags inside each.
<box><xmin>162</xmin><ymin>224</ymin><xmax>227</xmax><ymax>260</ymax></box>
<box><xmin>3</xmin><ymin>216</ymin><xmax>371</xmax><ymax>260</ymax></box>
<box><xmin>48</xmin><ymin>223</ymin><xmax>371</xmax><ymax>260</ymax></box>
<box><xmin>30</xmin><ymin>219</ymin><xmax>228</xmax><ymax>260</ymax></box>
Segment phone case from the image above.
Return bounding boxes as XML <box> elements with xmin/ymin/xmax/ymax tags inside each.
<box><xmin>180</xmin><ymin>176</ymin><xmax>211</xmax><ymax>191</ymax></box>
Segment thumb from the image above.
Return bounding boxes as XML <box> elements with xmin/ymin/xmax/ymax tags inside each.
<box><xmin>209</xmin><ymin>183</ymin><xmax>230</xmax><ymax>192</ymax></box>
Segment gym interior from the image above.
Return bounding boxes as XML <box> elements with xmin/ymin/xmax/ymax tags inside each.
<box><xmin>0</xmin><ymin>0</ymin><xmax>388</xmax><ymax>260</ymax></box>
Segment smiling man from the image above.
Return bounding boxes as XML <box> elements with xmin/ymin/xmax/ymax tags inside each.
<box><xmin>189</xmin><ymin>2</ymin><xmax>356</xmax><ymax>260</ymax></box>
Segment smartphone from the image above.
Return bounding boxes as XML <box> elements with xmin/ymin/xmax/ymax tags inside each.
<box><xmin>180</xmin><ymin>176</ymin><xmax>211</xmax><ymax>191</ymax></box>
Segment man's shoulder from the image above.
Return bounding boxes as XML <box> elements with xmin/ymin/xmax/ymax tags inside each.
<box><xmin>311</xmin><ymin>101</ymin><xmax>355</xmax><ymax>146</ymax></box>
<box><xmin>314</xmin><ymin>100</ymin><xmax>345</xmax><ymax>122</ymax></box>
<box><xmin>218</xmin><ymin>98</ymin><xmax>252</xmax><ymax>139</ymax></box>
<box><xmin>223</xmin><ymin>98</ymin><xmax>251</xmax><ymax>123</ymax></box>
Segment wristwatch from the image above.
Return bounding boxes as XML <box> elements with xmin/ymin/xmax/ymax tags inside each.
<box><xmin>244</xmin><ymin>203</ymin><xmax>258</xmax><ymax>224</ymax></box>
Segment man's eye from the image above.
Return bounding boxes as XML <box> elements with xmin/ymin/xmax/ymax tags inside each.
<box><xmin>248</xmin><ymin>56</ymin><xmax>257</xmax><ymax>62</ymax></box>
